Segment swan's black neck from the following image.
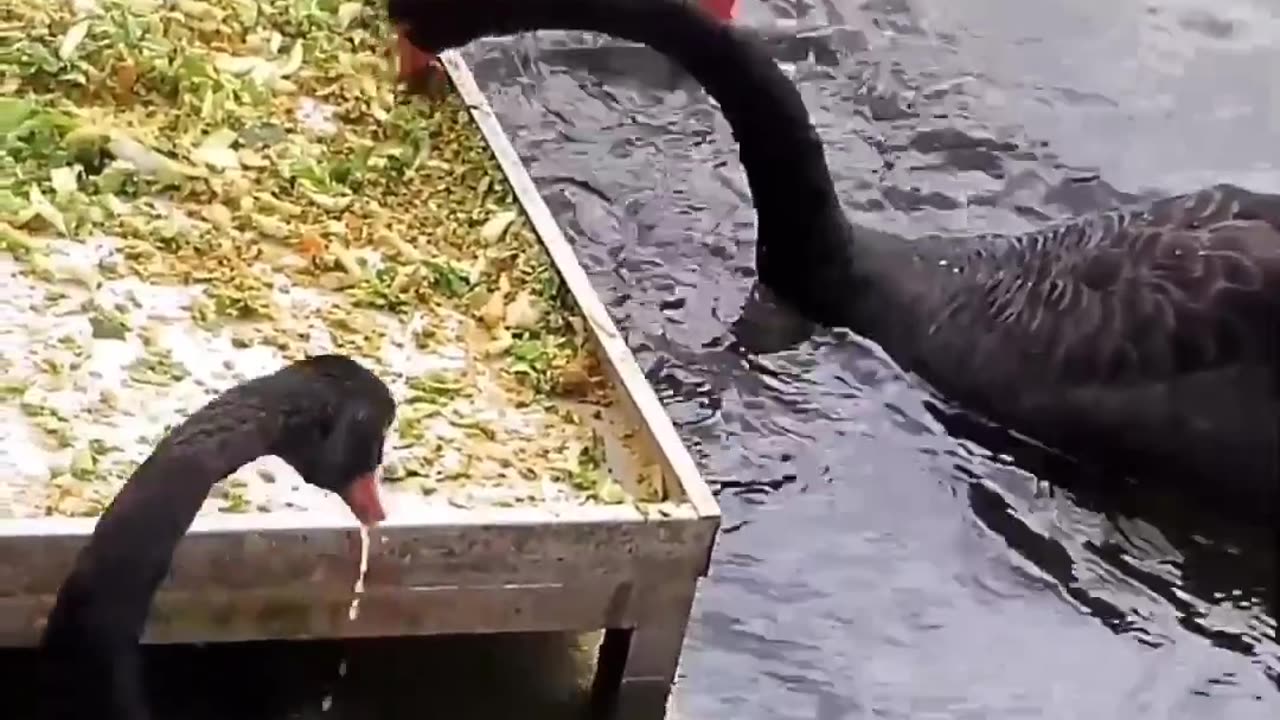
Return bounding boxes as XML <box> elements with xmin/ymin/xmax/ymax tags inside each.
<box><xmin>391</xmin><ymin>0</ymin><xmax>858</xmax><ymax>297</ymax></box>
<box><xmin>39</xmin><ymin>397</ymin><xmax>278</xmax><ymax>720</ymax></box>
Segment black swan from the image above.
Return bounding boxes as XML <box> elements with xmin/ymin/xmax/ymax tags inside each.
<box><xmin>388</xmin><ymin>0</ymin><xmax>1280</xmax><ymax>516</ymax></box>
<box><xmin>39</xmin><ymin>354</ymin><xmax>396</xmax><ymax>720</ymax></box>
<box><xmin>389</xmin><ymin>0</ymin><xmax>737</xmax><ymax>91</ymax></box>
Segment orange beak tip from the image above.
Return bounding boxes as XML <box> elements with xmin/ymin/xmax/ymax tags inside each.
<box><xmin>341</xmin><ymin>471</ymin><xmax>387</xmax><ymax>526</ymax></box>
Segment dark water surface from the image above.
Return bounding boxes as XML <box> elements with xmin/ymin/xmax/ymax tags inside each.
<box><xmin>5</xmin><ymin>1</ymin><xmax>1278</xmax><ymax>718</ymax></box>
<box><xmin>457</xmin><ymin>0</ymin><xmax>1280</xmax><ymax>716</ymax></box>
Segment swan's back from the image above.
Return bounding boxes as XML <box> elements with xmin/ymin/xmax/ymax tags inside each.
<box><xmin>888</xmin><ymin>184</ymin><xmax>1280</xmax><ymax>504</ymax></box>
<box><xmin>383</xmin><ymin>0</ymin><xmax>1278</xmax><ymax>508</ymax></box>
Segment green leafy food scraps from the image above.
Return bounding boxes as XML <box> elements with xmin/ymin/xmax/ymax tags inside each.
<box><xmin>0</xmin><ymin>0</ymin><xmax>665</xmax><ymax>518</ymax></box>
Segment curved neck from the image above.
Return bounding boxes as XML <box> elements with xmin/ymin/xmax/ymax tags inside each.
<box><xmin>40</xmin><ymin>411</ymin><xmax>274</xmax><ymax>719</ymax></box>
<box><xmin>391</xmin><ymin>0</ymin><xmax>846</xmax><ymax>248</ymax></box>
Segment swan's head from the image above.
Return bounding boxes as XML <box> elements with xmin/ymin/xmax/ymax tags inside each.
<box><xmin>385</xmin><ymin>0</ymin><xmax>488</xmax><ymax>56</ymax></box>
<box><xmin>271</xmin><ymin>355</ymin><xmax>397</xmax><ymax>527</ymax></box>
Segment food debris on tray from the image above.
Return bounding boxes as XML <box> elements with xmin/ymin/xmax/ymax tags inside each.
<box><xmin>0</xmin><ymin>0</ymin><xmax>667</xmax><ymax>519</ymax></box>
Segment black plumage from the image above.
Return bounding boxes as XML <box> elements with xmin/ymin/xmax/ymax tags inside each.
<box><xmin>388</xmin><ymin>0</ymin><xmax>1280</xmax><ymax>513</ymax></box>
<box><xmin>40</xmin><ymin>354</ymin><xmax>395</xmax><ymax>719</ymax></box>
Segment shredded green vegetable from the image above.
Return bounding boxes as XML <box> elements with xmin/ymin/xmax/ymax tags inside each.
<box><xmin>0</xmin><ymin>0</ymin><xmax>664</xmax><ymax>518</ymax></box>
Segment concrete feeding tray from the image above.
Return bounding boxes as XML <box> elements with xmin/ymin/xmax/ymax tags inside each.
<box><xmin>0</xmin><ymin>21</ymin><xmax>719</xmax><ymax>717</ymax></box>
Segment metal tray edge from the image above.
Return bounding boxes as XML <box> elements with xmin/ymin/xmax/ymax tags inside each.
<box><xmin>0</xmin><ymin>52</ymin><xmax>720</xmax><ymax>537</ymax></box>
<box><xmin>439</xmin><ymin>50</ymin><xmax>721</xmax><ymax>523</ymax></box>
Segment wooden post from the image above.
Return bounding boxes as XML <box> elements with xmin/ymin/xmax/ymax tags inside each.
<box><xmin>589</xmin><ymin>581</ymin><xmax>697</xmax><ymax>720</ymax></box>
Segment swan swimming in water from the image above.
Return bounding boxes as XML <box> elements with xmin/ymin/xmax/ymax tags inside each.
<box><xmin>387</xmin><ymin>0</ymin><xmax>1280</xmax><ymax>518</ymax></box>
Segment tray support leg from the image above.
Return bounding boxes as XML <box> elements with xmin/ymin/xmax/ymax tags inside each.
<box><xmin>588</xmin><ymin>581</ymin><xmax>697</xmax><ymax>720</ymax></box>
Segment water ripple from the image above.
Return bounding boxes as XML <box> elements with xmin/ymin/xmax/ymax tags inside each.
<box><xmin>464</xmin><ymin>0</ymin><xmax>1280</xmax><ymax>716</ymax></box>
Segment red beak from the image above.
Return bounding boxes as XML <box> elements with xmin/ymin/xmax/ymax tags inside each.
<box><xmin>340</xmin><ymin>471</ymin><xmax>387</xmax><ymax>526</ymax></box>
<box><xmin>395</xmin><ymin>25</ymin><xmax>440</xmax><ymax>82</ymax></box>
<box><xmin>700</xmin><ymin>0</ymin><xmax>737</xmax><ymax>21</ymax></box>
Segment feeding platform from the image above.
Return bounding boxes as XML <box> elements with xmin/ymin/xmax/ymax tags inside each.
<box><xmin>0</xmin><ymin>2</ymin><xmax>719</xmax><ymax>718</ymax></box>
